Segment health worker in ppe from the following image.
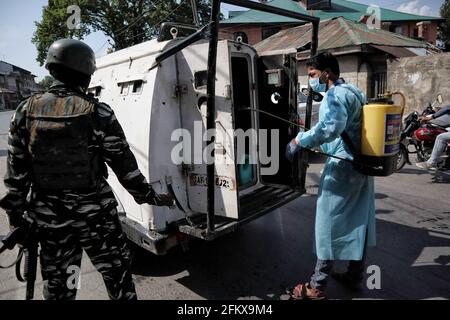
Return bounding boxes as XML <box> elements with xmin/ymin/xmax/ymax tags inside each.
<box><xmin>286</xmin><ymin>53</ymin><xmax>376</xmax><ymax>300</ymax></box>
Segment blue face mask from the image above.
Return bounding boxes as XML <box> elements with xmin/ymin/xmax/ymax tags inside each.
<box><xmin>309</xmin><ymin>77</ymin><xmax>327</xmax><ymax>93</ymax></box>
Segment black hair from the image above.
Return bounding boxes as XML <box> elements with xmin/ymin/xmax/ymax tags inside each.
<box><xmin>306</xmin><ymin>52</ymin><xmax>340</xmax><ymax>77</ymax></box>
<box><xmin>48</xmin><ymin>64</ymin><xmax>91</xmax><ymax>90</ymax></box>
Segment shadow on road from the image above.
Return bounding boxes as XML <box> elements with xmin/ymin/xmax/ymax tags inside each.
<box><xmin>130</xmin><ymin>194</ymin><xmax>450</xmax><ymax>300</ymax></box>
<box><xmin>397</xmin><ymin>167</ymin><xmax>450</xmax><ymax>184</ymax></box>
<box><xmin>397</xmin><ymin>168</ymin><xmax>430</xmax><ymax>175</ymax></box>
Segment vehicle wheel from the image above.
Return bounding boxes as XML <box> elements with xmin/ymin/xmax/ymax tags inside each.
<box><xmin>396</xmin><ymin>149</ymin><xmax>407</xmax><ymax>171</ymax></box>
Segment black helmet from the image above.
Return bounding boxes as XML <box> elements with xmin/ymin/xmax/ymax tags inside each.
<box><xmin>45</xmin><ymin>39</ymin><xmax>96</xmax><ymax>76</ymax></box>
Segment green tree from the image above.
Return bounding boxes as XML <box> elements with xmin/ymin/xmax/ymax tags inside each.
<box><xmin>439</xmin><ymin>0</ymin><xmax>450</xmax><ymax>51</ymax></box>
<box><xmin>32</xmin><ymin>0</ymin><xmax>211</xmax><ymax>66</ymax></box>
<box><xmin>38</xmin><ymin>75</ymin><xmax>55</xmax><ymax>90</ymax></box>
<box><xmin>32</xmin><ymin>0</ymin><xmax>91</xmax><ymax>66</ymax></box>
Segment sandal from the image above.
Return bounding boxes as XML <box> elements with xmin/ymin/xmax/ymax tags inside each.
<box><xmin>287</xmin><ymin>282</ymin><xmax>326</xmax><ymax>300</ymax></box>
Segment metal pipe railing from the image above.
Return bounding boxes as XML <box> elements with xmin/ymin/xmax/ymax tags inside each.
<box><xmin>206</xmin><ymin>0</ymin><xmax>222</xmax><ymax>235</ymax></box>
<box><xmin>299</xmin><ymin>21</ymin><xmax>319</xmax><ymax>189</ymax></box>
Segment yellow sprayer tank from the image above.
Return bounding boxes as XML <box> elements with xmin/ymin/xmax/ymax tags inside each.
<box><xmin>360</xmin><ymin>92</ymin><xmax>405</xmax><ymax>176</ymax></box>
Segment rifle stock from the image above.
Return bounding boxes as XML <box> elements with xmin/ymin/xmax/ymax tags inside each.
<box><xmin>0</xmin><ymin>220</ymin><xmax>38</xmax><ymax>300</ymax></box>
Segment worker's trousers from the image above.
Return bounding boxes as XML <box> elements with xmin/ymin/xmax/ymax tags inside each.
<box><xmin>310</xmin><ymin>231</ymin><xmax>368</xmax><ymax>291</ymax></box>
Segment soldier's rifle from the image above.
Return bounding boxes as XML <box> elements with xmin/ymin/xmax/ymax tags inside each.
<box><xmin>0</xmin><ymin>217</ymin><xmax>38</xmax><ymax>300</ymax></box>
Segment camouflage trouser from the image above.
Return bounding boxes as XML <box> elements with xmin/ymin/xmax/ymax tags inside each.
<box><xmin>31</xmin><ymin>186</ymin><xmax>137</xmax><ymax>300</ymax></box>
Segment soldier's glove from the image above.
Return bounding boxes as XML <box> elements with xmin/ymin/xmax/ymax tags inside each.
<box><xmin>145</xmin><ymin>188</ymin><xmax>175</xmax><ymax>207</ymax></box>
<box><xmin>1</xmin><ymin>225</ymin><xmax>28</xmax><ymax>249</ymax></box>
<box><xmin>6</xmin><ymin>212</ymin><xmax>27</xmax><ymax>232</ymax></box>
<box><xmin>152</xmin><ymin>193</ymin><xmax>175</xmax><ymax>208</ymax></box>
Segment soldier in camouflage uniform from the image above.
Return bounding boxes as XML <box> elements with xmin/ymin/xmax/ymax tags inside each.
<box><xmin>0</xmin><ymin>39</ymin><xmax>174</xmax><ymax>300</ymax></box>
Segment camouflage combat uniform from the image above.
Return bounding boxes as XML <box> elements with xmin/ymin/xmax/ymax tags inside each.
<box><xmin>0</xmin><ymin>81</ymin><xmax>157</xmax><ymax>300</ymax></box>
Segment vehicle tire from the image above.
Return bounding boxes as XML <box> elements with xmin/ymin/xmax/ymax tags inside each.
<box><xmin>396</xmin><ymin>148</ymin><xmax>407</xmax><ymax>171</ymax></box>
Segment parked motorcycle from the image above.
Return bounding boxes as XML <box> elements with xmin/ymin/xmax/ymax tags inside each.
<box><xmin>397</xmin><ymin>94</ymin><xmax>450</xmax><ymax>171</ymax></box>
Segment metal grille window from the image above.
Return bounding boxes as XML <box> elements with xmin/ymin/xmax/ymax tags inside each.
<box><xmin>132</xmin><ymin>80</ymin><xmax>143</xmax><ymax>93</ymax></box>
<box><xmin>88</xmin><ymin>86</ymin><xmax>102</xmax><ymax>97</ymax></box>
<box><xmin>261</xmin><ymin>26</ymin><xmax>281</xmax><ymax>40</ymax></box>
<box><xmin>372</xmin><ymin>72</ymin><xmax>387</xmax><ymax>98</ymax></box>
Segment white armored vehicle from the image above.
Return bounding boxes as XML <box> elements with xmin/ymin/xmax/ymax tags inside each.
<box><xmin>88</xmin><ymin>0</ymin><xmax>320</xmax><ymax>254</ymax></box>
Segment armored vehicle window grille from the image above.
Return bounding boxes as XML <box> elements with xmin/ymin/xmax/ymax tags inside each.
<box><xmin>119</xmin><ymin>83</ymin><xmax>129</xmax><ymax>96</ymax></box>
<box><xmin>132</xmin><ymin>80</ymin><xmax>143</xmax><ymax>94</ymax></box>
<box><xmin>194</xmin><ymin>71</ymin><xmax>208</xmax><ymax>89</ymax></box>
<box><xmin>372</xmin><ymin>72</ymin><xmax>387</xmax><ymax>98</ymax></box>
<box><xmin>88</xmin><ymin>86</ymin><xmax>102</xmax><ymax>97</ymax></box>
<box><xmin>261</xmin><ymin>26</ymin><xmax>281</xmax><ymax>41</ymax></box>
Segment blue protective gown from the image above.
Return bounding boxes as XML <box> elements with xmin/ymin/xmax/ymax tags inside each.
<box><xmin>296</xmin><ymin>79</ymin><xmax>376</xmax><ymax>261</ymax></box>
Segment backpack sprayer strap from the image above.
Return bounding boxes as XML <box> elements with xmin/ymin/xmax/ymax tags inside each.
<box><xmin>240</xmin><ymin>107</ymin><xmax>366</xmax><ymax>166</ymax></box>
<box><xmin>335</xmin><ymin>84</ymin><xmax>373</xmax><ymax>173</ymax></box>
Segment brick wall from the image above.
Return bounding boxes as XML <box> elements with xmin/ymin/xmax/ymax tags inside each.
<box><xmin>387</xmin><ymin>53</ymin><xmax>450</xmax><ymax>114</ymax></box>
<box><xmin>219</xmin><ymin>25</ymin><xmax>295</xmax><ymax>46</ymax></box>
<box><xmin>219</xmin><ymin>25</ymin><xmax>264</xmax><ymax>45</ymax></box>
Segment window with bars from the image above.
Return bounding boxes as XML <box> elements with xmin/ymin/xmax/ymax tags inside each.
<box><xmin>372</xmin><ymin>72</ymin><xmax>387</xmax><ymax>98</ymax></box>
<box><xmin>261</xmin><ymin>26</ymin><xmax>281</xmax><ymax>40</ymax></box>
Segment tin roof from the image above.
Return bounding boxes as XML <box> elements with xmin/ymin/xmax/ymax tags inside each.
<box><xmin>254</xmin><ymin>17</ymin><xmax>431</xmax><ymax>57</ymax></box>
<box><xmin>221</xmin><ymin>0</ymin><xmax>443</xmax><ymax>25</ymax></box>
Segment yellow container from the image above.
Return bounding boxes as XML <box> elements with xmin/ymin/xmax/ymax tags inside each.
<box><xmin>356</xmin><ymin>92</ymin><xmax>405</xmax><ymax>176</ymax></box>
<box><xmin>361</xmin><ymin>102</ymin><xmax>403</xmax><ymax>157</ymax></box>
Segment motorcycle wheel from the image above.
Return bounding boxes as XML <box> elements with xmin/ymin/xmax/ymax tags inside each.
<box><xmin>396</xmin><ymin>148</ymin><xmax>408</xmax><ymax>171</ymax></box>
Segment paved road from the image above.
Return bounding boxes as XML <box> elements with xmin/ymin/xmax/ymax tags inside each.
<box><xmin>0</xmin><ymin>110</ymin><xmax>449</xmax><ymax>300</ymax></box>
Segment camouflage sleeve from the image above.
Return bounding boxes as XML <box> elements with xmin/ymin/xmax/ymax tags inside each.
<box><xmin>0</xmin><ymin>100</ymin><xmax>32</xmax><ymax>226</ymax></box>
<box><xmin>94</xmin><ymin>102</ymin><xmax>156</xmax><ymax>205</ymax></box>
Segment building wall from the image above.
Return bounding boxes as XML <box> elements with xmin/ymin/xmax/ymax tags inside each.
<box><xmin>387</xmin><ymin>53</ymin><xmax>450</xmax><ymax>114</ymax></box>
<box><xmin>0</xmin><ymin>61</ymin><xmax>40</xmax><ymax>109</ymax></box>
<box><xmin>382</xmin><ymin>21</ymin><xmax>439</xmax><ymax>44</ymax></box>
<box><xmin>0</xmin><ymin>94</ymin><xmax>5</xmax><ymax>110</ymax></box>
<box><xmin>297</xmin><ymin>52</ymin><xmax>392</xmax><ymax>101</ymax></box>
<box><xmin>297</xmin><ymin>54</ymin><xmax>380</xmax><ymax>97</ymax></box>
<box><xmin>219</xmin><ymin>25</ymin><xmax>293</xmax><ymax>45</ymax></box>
<box><xmin>219</xmin><ymin>25</ymin><xmax>263</xmax><ymax>45</ymax></box>
<box><xmin>7</xmin><ymin>76</ymin><xmax>18</xmax><ymax>92</ymax></box>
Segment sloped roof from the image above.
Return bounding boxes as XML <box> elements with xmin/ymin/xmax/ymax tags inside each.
<box><xmin>221</xmin><ymin>0</ymin><xmax>443</xmax><ymax>25</ymax></box>
<box><xmin>254</xmin><ymin>17</ymin><xmax>430</xmax><ymax>56</ymax></box>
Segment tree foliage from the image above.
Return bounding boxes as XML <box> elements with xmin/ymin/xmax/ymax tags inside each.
<box><xmin>439</xmin><ymin>0</ymin><xmax>450</xmax><ymax>51</ymax></box>
<box><xmin>38</xmin><ymin>75</ymin><xmax>55</xmax><ymax>90</ymax></box>
<box><xmin>32</xmin><ymin>0</ymin><xmax>212</xmax><ymax>66</ymax></box>
<box><xmin>32</xmin><ymin>0</ymin><xmax>91</xmax><ymax>66</ymax></box>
